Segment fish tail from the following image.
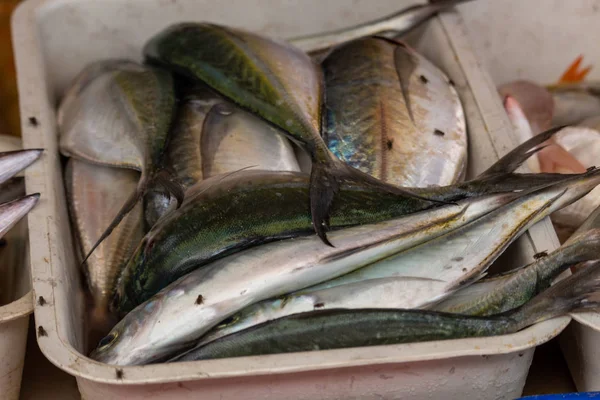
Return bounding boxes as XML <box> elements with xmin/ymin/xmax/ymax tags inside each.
<box><xmin>0</xmin><ymin>193</ymin><xmax>40</xmax><ymax>237</ymax></box>
<box><xmin>310</xmin><ymin>159</ymin><xmax>452</xmax><ymax>246</ymax></box>
<box><xmin>0</xmin><ymin>149</ymin><xmax>43</xmax><ymax>184</ymax></box>
<box><xmin>558</xmin><ymin>55</ymin><xmax>593</xmax><ymax>84</ymax></box>
<box><xmin>479</xmin><ymin>126</ymin><xmax>566</xmax><ymax>177</ymax></box>
<box><xmin>80</xmin><ymin>177</ymin><xmax>148</xmax><ymax>267</ymax></box>
<box><xmin>509</xmin><ymin>261</ymin><xmax>600</xmax><ymax>330</ymax></box>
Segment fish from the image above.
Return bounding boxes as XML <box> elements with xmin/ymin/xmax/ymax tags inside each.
<box><xmin>93</xmin><ymin>192</ymin><xmax>514</xmax><ymax>365</ymax></box>
<box><xmin>0</xmin><ymin>193</ymin><xmax>40</xmax><ymax>240</ymax></box>
<box><xmin>547</xmin><ymin>81</ymin><xmax>600</xmax><ymax>126</ymax></box>
<box><xmin>113</xmin><ymin>126</ymin><xmax>577</xmax><ymax>314</ymax></box>
<box><xmin>498</xmin><ymin>80</ymin><xmax>554</xmax><ymax>134</ymax></box>
<box><xmin>0</xmin><ymin>149</ymin><xmax>43</xmax><ymax>186</ymax></box>
<box><xmin>143</xmin><ymin>22</ymin><xmax>444</xmax><ymax>246</ymax></box>
<box><xmin>171</xmin><ymin>260</ymin><xmax>600</xmax><ymax>361</ymax></box>
<box><xmin>58</xmin><ymin>60</ymin><xmax>177</xmax><ymax>266</ymax></box>
<box><xmin>65</xmin><ymin>159</ymin><xmax>144</xmax><ymax>323</ymax></box>
<box><xmin>432</xmin><ymin>228</ymin><xmax>600</xmax><ymax>315</ymax></box>
<box><xmin>0</xmin><ymin>177</ymin><xmax>26</xmax><ymax>305</ymax></box>
<box><xmin>194</xmin><ymin>169</ymin><xmax>600</xmax><ymax>345</ymax></box>
<box><xmin>288</xmin><ymin>0</ymin><xmax>476</xmax><ymax>55</ymax></box>
<box><xmin>323</xmin><ymin>37</ymin><xmax>466</xmax><ymax>187</ymax></box>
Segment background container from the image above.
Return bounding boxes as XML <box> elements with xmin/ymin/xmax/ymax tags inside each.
<box><xmin>12</xmin><ymin>0</ymin><xmax>567</xmax><ymax>399</ymax></box>
<box><xmin>0</xmin><ymin>134</ymin><xmax>34</xmax><ymax>400</ymax></box>
<box><xmin>457</xmin><ymin>0</ymin><xmax>600</xmax><ymax>391</ymax></box>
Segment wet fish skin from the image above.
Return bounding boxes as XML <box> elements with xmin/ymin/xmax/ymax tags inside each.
<box><xmin>59</xmin><ymin>61</ymin><xmax>177</xmax><ymax>267</ymax></box>
<box><xmin>143</xmin><ymin>22</ymin><xmax>443</xmax><ymax>246</ymax></box>
<box><xmin>93</xmin><ymin>195</ymin><xmax>500</xmax><ymax>365</ymax></box>
<box><xmin>173</xmin><ymin>261</ymin><xmax>600</xmax><ymax>362</ymax></box>
<box><xmin>432</xmin><ymin>228</ymin><xmax>600</xmax><ymax>315</ymax></box>
<box><xmin>547</xmin><ymin>82</ymin><xmax>600</xmax><ymax>126</ymax></box>
<box><xmin>323</xmin><ymin>37</ymin><xmax>466</xmax><ymax>187</ymax></box>
<box><xmin>65</xmin><ymin>159</ymin><xmax>144</xmax><ymax>317</ymax></box>
<box><xmin>0</xmin><ymin>149</ymin><xmax>43</xmax><ymax>186</ymax></box>
<box><xmin>289</xmin><ymin>0</ymin><xmax>476</xmax><ymax>54</ymax></box>
<box><xmin>0</xmin><ymin>193</ymin><xmax>40</xmax><ymax>240</ymax></box>
<box><xmin>196</xmin><ymin>170</ymin><xmax>600</xmax><ymax>345</ymax></box>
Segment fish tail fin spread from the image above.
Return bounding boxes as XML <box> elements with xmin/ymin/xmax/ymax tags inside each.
<box><xmin>309</xmin><ymin>158</ymin><xmax>451</xmax><ymax>246</ymax></box>
<box><xmin>510</xmin><ymin>261</ymin><xmax>600</xmax><ymax>330</ymax></box>
<box><xmin>80</xmin><ymin>177</ymin><xmax>148</xmax><ymax>267</ymax></box>
<box><xmin>558</xmin><ymin>55</ymin><xmax>593</xmax><ymax>84</ymax></box>
<box><xmin>480</xmin><ymin>126</ymin><xmax>566</xmax><ymax>177</ymax></box>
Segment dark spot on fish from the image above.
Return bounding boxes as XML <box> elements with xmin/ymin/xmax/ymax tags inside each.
<box><xmin>379</xmin><ymin>374</ymin><xmax>393</xmax><ymax>380</ymax></box>
<box><xmin>534</xmin><ymin>251</ymin><xmax>548</xmax><ymax>260</ymax></box>
<box><xmin>314</xmin><ymin>302</ymin><xmax>325</xmax><ymax>309</ymax></box>
<box><xmin>0</xmin><ymin>238</ymin><xmax>6</xmax><ymax>248</ymax></box>
<box><xmin>28</xmin><ymin>116</ymin><xmax>38</xmax><ymax>127</ymax></box>
<box><xmin>195</xmin><ymin>295</ymin><xmax>204</xmax><ymax>305</ymax></box>
<box><xmin>37</xmin><ymin>326</ymin><xmax>47</xmax><ymax>337</ymax></box>
<box><xmin>462</xmin><ymin>268</ymin><xmax>467</xmax><ymax>272</ymax></box>
<box><xmin>434</xmin><ymin>129</ymin><xmax>445</xmax><ymax>137</ymax></box>
<box><xmin>449</xmin><ymin>367</ymin><xmax>455</xmax><ymax>374</ymax></box>
<box><xmin>116</xmin><ymin>369</ymin><xmax>124</xmax><ymax>379</ymax></box>
<box><xmin>452</xmin><ymin>257</ymin><xmax>464</xmax><ymax>262</ymax></box>
<box><xmin>386</xmin><ymin>139</ymin><xmax>394</xmax><ymax>150</ymax></box>
<box><xmin>240</xmin><ymin>290</ymin><xmax>247</xmax><ymax>295</ymax></box>
<box><xmin>448</xmin><ymin>79</ymin><xmax>456</xmax><ymax>87</ymax></box>
<box><xmin>37</xmin><ymin>296</ymin><xmax>46</xmax><ymax>306</ymax></box>
<box><xmin>419</xmin><ymin>75</ymin><xmax>429</xmax><ymax>84</ymax></box>
<box><xmin>444</xmin><ymin>265</ymin><xmax>452</xmax><ymax>270</ymax></box>
<box><xmin>518</xmin><ymin>353</ymin><xmax>524</xmax><ymax>357</ymax></box>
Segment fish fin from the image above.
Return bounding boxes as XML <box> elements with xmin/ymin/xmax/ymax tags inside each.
<box><xmin>154</xmin><ymin>169</ymin><xmax>185</xmax><ymax>207</ymax></box>
<box><xmin>310</xmin><ymin>160</ymin><xmax>456</xmax><ymax>246</ymax></box>
<box><xmin>479</xmin><ymin>126</ymin><xmax>566</xmax><ymax>177</ymax></box>
<box><xmin>393</xmin><ymin>44</ymin><xmax>417</xmax><ymax>124</ymax></box>
<box><xmin>0</xmin><ymin>193</ymin><xmax>40</xmax><ymax>238</ymax></box>
<box><xmin>0</xmin><ymin>149</ymin><xmax>43</xmax><ymax>184</ymax></box>
<box><xmin>558</xmin><ymin>55</ymin><xmax>593</xmax><ymax>84</ymax></box>
<box><xmin>510</xmin><ymin>260</ymin><xmax>600</xmax><ymax>329</ymax></box>
<box><xmin>79</xmin><ymin>178</ymin><xmax>147</xmax><ymax>267</ymax></box>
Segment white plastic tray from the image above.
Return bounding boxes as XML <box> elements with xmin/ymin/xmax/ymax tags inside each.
<box><xmin>0</xmin><ymin>134</ymin><xmax>33</xmax><ymax>400</ymax></box>
<box><xmin>458</xmin><ymin>0</ymin><xmax>600</xmax><ymax>391</ymax></box>
<box><xmin>12</xmin><ymin>1</ymin><xmax>565</xmax><ymax>399</ymax></box>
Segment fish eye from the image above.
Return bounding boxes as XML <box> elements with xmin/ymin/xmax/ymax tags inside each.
<box><xmin>217</xmin><ymin>315</ymin><xmax>239</xmax><ymax>328</ymax></box>
<box><xmin>97</xmin><ymin>332</ymin><xmax>119</xmax><ymax>349</ymax></box>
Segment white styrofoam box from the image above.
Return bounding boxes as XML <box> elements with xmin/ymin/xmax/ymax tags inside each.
<box><xmin>12</xmin><ymin>1</ymin><xmax>566</xmax><ymax>399</ymax></box>
<box><xmin>457</xmin><ymin>0</ymin><xmax>600</xmax><ymax>391</ymax></box>
<box><xmin>0</xmin><ymin>135</ymin><xmax>34</xmax><ymax>400</ymax></box>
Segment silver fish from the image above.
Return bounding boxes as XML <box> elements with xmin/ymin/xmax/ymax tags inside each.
<box><xmin>547</xmin><ymin>82</ymin><xmax>600</xmax><ymax>126</ymax></box>
<box><xmin>196</xmin><ymin>170</ymin><xmax>600</xmax><ymax>345</ymax></box>
<box><xmin>289</xmin><ymin>0</ymin><xmax>476</xmax><ymax>54</ymax></box>
<box><xmin>0</xmin><ymin>149</ymin><xmax>43</xmax><ymax>186</ymax></box>
<box><xmin>91</xmin><ymin>191</ymin><xmax>513</xmax><ymax>366</ymax></box>
<box><xmin>65</xmin><ymin>159</ymin><xmax>143</xmax><ymax>320</ymax></box>
<box><xmin>0</xmin><ymin>194</ymin><xmax>39</xmax><ymax>240</ymax></box>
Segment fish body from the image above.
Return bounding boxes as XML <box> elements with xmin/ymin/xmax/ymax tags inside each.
<box><xmin>0</xmin><ymin>149</ymin><xmax>43</xmax><ymax>186</ymax></box>
<box><xmin>196</xmin><ymin>171</ymin><xmax>600</xmax><ymax>344</ymax></box>
<box><xmin>143</xmin><ymin>22</ymin><xmax>442</xmax><ymax>245</ymax></box>
<box><xmin>93</xmin><ymin>193</ymin><xmax>513</xmax><ymax>365</ymax></box>
<box><xmin>289</xmin><ymin>0</ymin><xmax>476</xmax><ymax>54</ymax></box>
<box><xmin>0</xmin><ymin>194</ymin><xmax>39</xmax><ymax>240</ymax></box>
<box><xmin>58</xmin><ymin>60</ymin><xmax>176</xmax><ymax>264</ymax></box>
<box><xmin>174</xmin><ymin>260</ymin><xmax>600</xmax><ymax>361</ymax></box>
<box><xmin>323</xmin><ymin>37</ymin><xmax>466</xmax><ymax>187</ymax></box>
<box><xmin>65</xmin><ymin>159</ymin><xmax>144</xmax><ymax>318</ymax></box>
<box><xmin>548</xmin><ymin>82</ymin><xmax>600</xmax><ymax>126</ymax></box>
<box><xmin>498</xmin><ymin>80</ymin><xmax>554</xmax><ymax>134</ymax></box>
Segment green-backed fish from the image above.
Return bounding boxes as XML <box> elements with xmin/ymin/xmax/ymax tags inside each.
<box><xmin>65</xmin><ymin>159</ymin><xmax>144</xmax><ymax>323</ymax></box>
<box><xmin>58</xmin><ymin>60</ymin><xmax>176</xmax><ymax>266</ymax></box>
<box><xmin>191</xmin><ymin>170</ymin><xmax>600</xmax><ymax>346</ymax></box>
<box><xmin>323</xmin><ymin>37</ymin><xmax>466</xmax><ymax>187</ymax></box>
<box><xmin>172</xmin><ymin>261</ymin><xmax>600</xmax><ymax>361</ymax></box>
<box><xmin>93</xmin><ymin>192</ymin><xmax>513</xmax><ymax>365</ymax></box>
<box><xmin>113</xmin><ymin>127</ymin><xmax>570</xmax><ymax>314</ymax></box>
<box><xmin>0</xmin><ymin>149</ymin><xmax>43</xmax><ymax>186</ymax></box>
<box><xmin>143</xmin><ymin>22</ymin><xmax>443</xmax><ymax>245</ymax></box>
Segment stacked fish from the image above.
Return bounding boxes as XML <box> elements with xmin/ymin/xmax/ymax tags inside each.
<box><xmin>500</xmin><ymin>79</ymin><xmax>600</xmax><ymax>241</ymax></box>
<box><xmin>53</xmin><ymin>1</ymin><xmax>600</xmax><ymax>367</ymax></box>
<box><xmin>0</xmin><ymin>147</ymin><xmax>42</xmax><ymax>304</ymax></box>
